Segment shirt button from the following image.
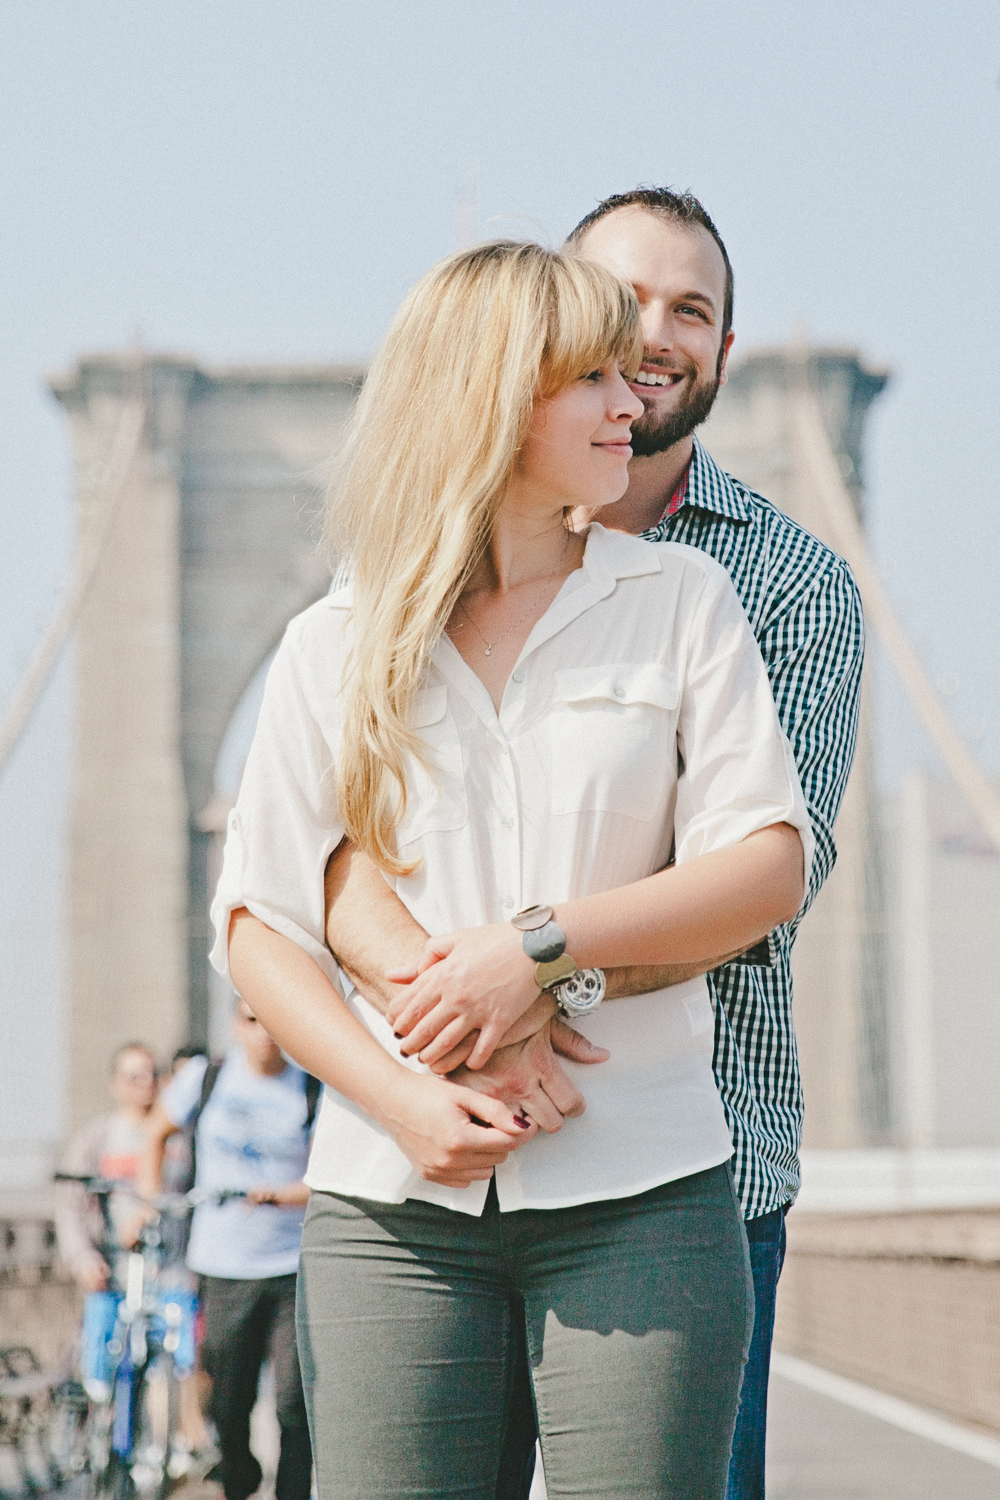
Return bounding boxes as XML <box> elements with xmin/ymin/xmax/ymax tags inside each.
<box><xmin>502</xmin><ymin>816</ymin><xmax>515</xmax><ymax>829</ymax></box>
<box><xmin>512</xmin><ymin>669</ymin><xmax>524</xmax><ymax>683</ymax></box>
<box><xmin>613</xmin><ymin>685</ymin><xmax>625</xmax><ymax>699</ymax></box>
<box><xmin>502</xmin><ymin>895</ymin><xmax>515</xmax><ymax>909</ymax></box>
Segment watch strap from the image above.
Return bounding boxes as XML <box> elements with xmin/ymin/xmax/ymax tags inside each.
<box><xmin>534</xmin><ymin>952</ymin><xmax>579</xmax><ymax>990</ymax></box>
<box><xmin>521</xmin><ymin>920</ymin><xmax>566</xmax><ymax>965</ymax></box>
<box><xmin>511</xmin><ymin>905</ymin><xmax>555</xmax><ymax>931</ymax></box>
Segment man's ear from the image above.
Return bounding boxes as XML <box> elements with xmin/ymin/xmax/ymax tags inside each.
<box><xmin>718</xmin><ymin>329</ymin><xmax>736</xmax><ymax>387</ymax></box>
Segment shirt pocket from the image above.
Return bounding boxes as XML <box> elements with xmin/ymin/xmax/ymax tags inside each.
<box><xmin>396</xmin><ymin>685</ymin><xmax>468</xmax><ymax>848</ymax></box>
<box><xmin>548</xmin><ymin>663</ymin><xmax>679</xmax><ymax>819</ymax></box>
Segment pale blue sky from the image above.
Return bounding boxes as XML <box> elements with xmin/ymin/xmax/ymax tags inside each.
<box><xmin>1</xmin><ymin>0</ymin><xmax>998</xmax><ymax>1143</ymax></box>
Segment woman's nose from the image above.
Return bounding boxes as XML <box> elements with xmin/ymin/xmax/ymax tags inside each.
<box><xmin>610</xmin><ymin>370</ymin><xmax>644</xmax><ymax>420</ymax></box>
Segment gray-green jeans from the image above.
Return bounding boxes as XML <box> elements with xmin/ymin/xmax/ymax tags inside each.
<box><xmin>296</xmin><ymin>1163</ymin><xmax>752</xmax><ymax>1500</ymax></box>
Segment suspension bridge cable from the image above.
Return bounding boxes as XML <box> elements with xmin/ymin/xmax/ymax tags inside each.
<box><xmin>0</xmin><ymin>395</ymin><xmax>147</xmax><ymax>777</ymax></box>
<box><xmin>790</xmin><ymin>371</ymin><xmax>1000</xmax><ymax>856</ymax></box>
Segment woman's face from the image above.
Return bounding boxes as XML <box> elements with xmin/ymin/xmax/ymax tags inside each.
<box><xmin>514</xmin><ymin>361</ymin><xmax>644</xmax><ymax>513</ymax></box>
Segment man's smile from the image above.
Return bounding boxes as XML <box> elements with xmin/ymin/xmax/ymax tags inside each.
<box><xmin>629</xmin><ymin>364</ymin><xmax>686</xmax><ymax>391</ymax></box>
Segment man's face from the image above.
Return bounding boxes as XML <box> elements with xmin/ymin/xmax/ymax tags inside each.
<box><xmin>110</xmin><ymin>1048</ymin><xmax>158</xmax><ymax>1113</ymax></box>
<box><xmin>232</xmin><ymin>1000</ymin><xmax>285</xmax><ymax>1072</ymax></box>
<box><xmin>576</xmin><ymin>208</ymin><xmax>733</xmax><ymax>457</ymax></box>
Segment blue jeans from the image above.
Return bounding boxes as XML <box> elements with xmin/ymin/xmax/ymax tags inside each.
<box><xmin>725</xmin><ymin>1206</ymin><xmax>787</xmax><ymax>1500</ymax></box>
<box><xmin>81</xmin><ymin>1290</ymin><xmax>123</xmax><ymax>1397</ymax></box>
<box><xmin>80</xmin><ymin>1285</ymin><xmax>199</xmax><ymax>1400</ymax></box>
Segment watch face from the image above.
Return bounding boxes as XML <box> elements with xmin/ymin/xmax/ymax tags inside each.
<box><xmin>556</xmin><ymin>968</ymin><xmax>606</xmax><ymax>1015</ymax></box>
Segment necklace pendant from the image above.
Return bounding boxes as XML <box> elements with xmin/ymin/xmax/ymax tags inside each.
<box><xmin>484</xmin><ymin>646</ymin><xmax>493</xmax><ymax>656</ymax></box>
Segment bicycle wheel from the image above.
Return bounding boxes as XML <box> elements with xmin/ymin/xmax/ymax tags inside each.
<box><xmin>43</xmin><ymin>1380</ymin><xmax>91</xmax><ymax>1488</ymax></box>
<box><xmin>127</xmin><ymin>1362</ymin><xmax>178</xmax><ymax>1500</ymax></box>
<box><xmin>80</xmin><ymin>1401</ymin><xmax>114</xmax><ymax>1499</ymax></box>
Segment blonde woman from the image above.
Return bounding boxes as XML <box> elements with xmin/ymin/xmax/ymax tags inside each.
<box><xmin>212</xmin><ymin>241</ymin><xmax>811</xmax><ymax>1499</ymax></box>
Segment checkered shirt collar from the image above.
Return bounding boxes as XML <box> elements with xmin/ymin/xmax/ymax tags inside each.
<box><xmin>644</xmin><ymin>436</ymin><xmax>752</xmax><ymax>540</ymax></box>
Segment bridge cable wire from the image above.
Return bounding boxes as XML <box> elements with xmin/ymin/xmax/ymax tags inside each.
<box><xmin>790</xmin><ymin>362</ymin><xmax>1000</xmax><ymax>856</ymax></box>
<box><xmin>0</xmin><ymin>394</ymin><xmax>147</xmax><ymax>777</ymax></box>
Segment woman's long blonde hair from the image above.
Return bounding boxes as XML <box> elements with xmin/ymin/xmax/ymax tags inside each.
<box><xmin>326</xmin><ymin>240</ymin><xmax>642</xmax><ymax>873</ymax></box>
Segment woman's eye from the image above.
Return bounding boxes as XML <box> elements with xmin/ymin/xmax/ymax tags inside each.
<box><xmin>582</xmin><ymin>369</ymin><xmax>604</xmax><ymax>382</ymax></box>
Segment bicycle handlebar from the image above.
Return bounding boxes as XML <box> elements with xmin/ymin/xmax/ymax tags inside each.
<box><xmin>52</xmin><ymin>1173</ymin><xmax>247</xmax><ymax>1209</ymax></box>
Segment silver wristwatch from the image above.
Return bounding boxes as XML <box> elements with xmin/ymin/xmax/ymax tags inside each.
<box><xmin>510</xmin><ymin>905</ymin><xmax>606</xmax><ymax>1019</ymax></box>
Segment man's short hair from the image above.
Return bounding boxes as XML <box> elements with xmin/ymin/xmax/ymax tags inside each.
<box><xmin>110</xmin><ymin>1041</ymin><xmax>156</xmax><ymax>1076</ymax></box>
<box><xmin>172</xmin><ymin>1043</ymin><xmax>207</xmax><ymax>1068</ymax></box>
<box><xmin>566</xmin><ymin>187</ymin><xmax>734</xmax><ymax>346</ymax></box>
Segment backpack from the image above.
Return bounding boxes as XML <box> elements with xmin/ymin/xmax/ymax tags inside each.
<box><xmin>179</xmin><ymin>1061</ymin><xmax>321</xmax><ymax>1194</ymax></box>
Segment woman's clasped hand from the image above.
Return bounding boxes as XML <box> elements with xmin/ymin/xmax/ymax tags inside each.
<box><xmin>385</xmin><ymin>921</ymin><xmax>545</xmax><ymax>1069</ymax></box>
<box><xmin>375</xmin><ymin>1068</ymin><xmax>537</xmax><ymax>1188</ymax></box>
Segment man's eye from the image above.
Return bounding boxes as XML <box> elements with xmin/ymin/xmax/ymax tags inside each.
<box><xmin>678</xmin><ymin>305</ymin><xmax>708</xmax><ymax>321</ymax></box>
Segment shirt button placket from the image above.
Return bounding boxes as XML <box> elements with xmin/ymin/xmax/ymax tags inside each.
<box><xmin>494</xmin><ymin>731</ymin><xmax>520</xmax><ymax>916</ymax></box>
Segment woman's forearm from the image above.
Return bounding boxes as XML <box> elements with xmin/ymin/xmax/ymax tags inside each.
<box><xmin>387</xmin><ymin>822</ymin><xmax>805</xmax><ymax>1070</ymax></box>
<box><xmin>227</xmin><ymin>909</ymin><xmax>536</xmax><ymax>1185</ymax></box>
<box><xmin>556</xmin><ymin>823</ymin><xmax>804</xmax><ymax>970</ymax></box>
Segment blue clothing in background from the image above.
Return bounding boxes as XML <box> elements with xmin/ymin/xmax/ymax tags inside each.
<box><xmin>81</xmin><ymin>1285</ymin><xmax>197</xmax><ymax>1398</ymax></box>
<box><xmin>160</xmin><ymin>1051</ymin><xmax>313</xmax><ymax>1280</ymax></box>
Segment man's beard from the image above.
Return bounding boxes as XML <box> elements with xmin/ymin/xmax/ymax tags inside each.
<box><xmin>629</xmin><ymin>362</ymin><xmax>721</xmax><ymax>458</ymax></box>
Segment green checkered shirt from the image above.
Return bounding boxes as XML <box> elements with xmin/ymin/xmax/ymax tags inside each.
<box><xmin>641</xmin><ymin>437</ymin><xmax>865</xmax><ymax>1219</ymax></box>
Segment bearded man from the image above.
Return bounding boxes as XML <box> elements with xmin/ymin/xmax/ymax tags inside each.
<box><xmin>319</xmin><ymin>188</ymin><xmax>864</xmax><ymax>1500</ymax></box>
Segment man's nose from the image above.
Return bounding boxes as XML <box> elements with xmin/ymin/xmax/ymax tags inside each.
<box><xmin>640</xmin><ymin>299</ymin><xmax>674</xmax><ymax>354</ymax></box>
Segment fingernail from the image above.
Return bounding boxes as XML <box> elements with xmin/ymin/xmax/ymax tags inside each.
<box><xmin>393</xmin><ymin>1032</ymin><xmax>403</xmax><ymax>1039</ymax></box>
<box><xmin>515</xmin><ymin>1116</ymin><xmax>530</xmax><ymax>1129</ymax></box>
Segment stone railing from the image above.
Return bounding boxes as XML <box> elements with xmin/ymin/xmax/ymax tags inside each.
<box><xmin>0</xmin><ymin>1214</ymin><xmax>80</xmax><ymax>1370</ymax></box>
<box><xmin>776</xmin><ymin>1207</ymin><xmax>1000</xmax><ymax>1433</ymax></box>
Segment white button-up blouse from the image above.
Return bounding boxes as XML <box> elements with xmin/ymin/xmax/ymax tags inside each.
<box><xmin>210</xmin><ymin>525</ymin><xmax>813</xmax><ymax>1216</ymax></box>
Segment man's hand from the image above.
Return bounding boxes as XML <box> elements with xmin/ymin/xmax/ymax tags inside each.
<box><xmin>247</xmin><ymin>1181</ymin><xmax>310</xmax><ymax>1207</ymax></box>
<box><xmin>77</xmin><ymin>1251</ymin><xmax>111</xmax><ymax>1293</ymax></box>
<box><xmin>449</xmin><ymin>1018</ymin><xmax>607</xmax><ymax>1134</ymax></box>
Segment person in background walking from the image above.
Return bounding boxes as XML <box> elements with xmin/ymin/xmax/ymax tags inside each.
<box><xmin>137</xmin><ymin>1002</ymin><xmax>315</xmax><ymax>1500</ymax></box>
<box><xmin>55</xmin><ymin>1043</ymin><xmax>159</xmax><ymax>1402</ymax></box>
<box><xmin>55</xmin><ymin>1042</ymin><xmax>159</xmax><ymax>1294</ymax></box>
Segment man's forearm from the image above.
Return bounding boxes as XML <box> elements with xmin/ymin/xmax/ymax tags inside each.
<box><xmin>325</xmin><ymin>838</ymin><xmax>755</xmax><ymax>1010</ymax></box>
<box><xmin>136</xmin><ymin>1104</ymin><xmax>175</xmax><ymax>1202</ymax></box>
<box><xmin>324</xmin><ymin>841</ymin><xmax>428</xmax><ymax>1014</ymax></box>
<box><xmin>325</xmin><ymin>842</ymin><xmax>605</xmax><ymax>1110</ymax></box>
<box><xmin>603</xmin><ymin>947</ymin><xmax>752</xmax><ymax>999</ymax></box>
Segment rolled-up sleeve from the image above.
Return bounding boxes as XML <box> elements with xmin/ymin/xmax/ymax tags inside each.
<box><xmin>209</xmin><ymin>612</ymin><xmax>345</xmax><ymax>986</ymax></box>
<box><xmin>673</xmin><ymin>564</ymin><xmax>814</xmax><ymax>891</ymax></box>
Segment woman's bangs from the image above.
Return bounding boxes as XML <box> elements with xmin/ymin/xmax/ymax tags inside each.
<box><xmin>542</xmin><ymin>271</ymin><xmax>642</xmax><ymax>395</ymax></box>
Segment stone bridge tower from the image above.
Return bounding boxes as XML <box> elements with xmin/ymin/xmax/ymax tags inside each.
<box><xmin>52</xmin><ymin>358</ymin><xmax>361</xmax><ymax>1129</ymax></box>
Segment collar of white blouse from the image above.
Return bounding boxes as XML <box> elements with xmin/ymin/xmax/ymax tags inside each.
<box><xmin>328</xmin><ymin>524</ymin><xmax>664</xmax><ymax>728</ymax></box>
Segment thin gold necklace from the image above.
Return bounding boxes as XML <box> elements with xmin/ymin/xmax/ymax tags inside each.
<box><xmin>453</xmin><ymin>529</ymin><xmax>571</xmax><ymax>657</ymax></box>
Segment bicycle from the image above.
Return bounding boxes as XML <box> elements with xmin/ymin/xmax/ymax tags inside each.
<box><xmin>0</xmin><ymin>1343</ymin><xmax>79</xmax><ymax>1498</ymax></box>
<box><xmin>50</xmin><ymin>1175</ymin><xmax>241</xmax><ymax>1500</ymax></box>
